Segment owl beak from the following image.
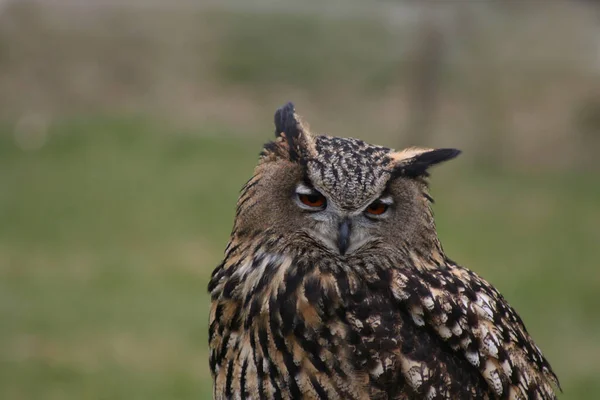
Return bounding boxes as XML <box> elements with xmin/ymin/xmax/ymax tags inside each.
<box><xmin>337</xmin><ymin>218</ymin><xmax>352</xmax><ymax>255</ymax></box>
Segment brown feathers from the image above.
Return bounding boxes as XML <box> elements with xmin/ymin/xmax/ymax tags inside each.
<box><xmin>208</xmin><ymin>104</ymin><xmax>559</xmax><ymax>399</ymax></box>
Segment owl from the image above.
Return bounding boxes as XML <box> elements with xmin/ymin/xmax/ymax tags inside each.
<box><xmin>208</xmin><ymin>103</ymin><xmax>559</xmax><ymax>399</ymax></box>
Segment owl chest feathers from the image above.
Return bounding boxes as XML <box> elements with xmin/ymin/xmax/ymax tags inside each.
<box><xmin>209</xmin><ymin>238</ymin><xmax>558</xmax><ymax>400</ymax></box>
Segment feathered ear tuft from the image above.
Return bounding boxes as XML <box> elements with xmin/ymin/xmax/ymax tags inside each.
<box><xmin>273</xmin><ymin>102</ymin><xmax>313</xmax><ymax>162</ymax></box>
<box><xmin>390</xmin><ymin>147</ymin><xmax>461</xmax><ymax>178</ymax></box>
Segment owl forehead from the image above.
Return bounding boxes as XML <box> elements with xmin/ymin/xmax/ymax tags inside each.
<box><xmin>307</xmin><ymin>136</ymin><xmax>393</xmax><ymax>210</ymax></box>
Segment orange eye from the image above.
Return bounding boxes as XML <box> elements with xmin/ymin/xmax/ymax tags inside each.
<box><xmin>298</xmin><ymin>193</ymin><xmax>326</xmax><ymax>208</ymax></box>
<box><xmin>366</xmin><ymin>201</ymin><xmax>388</xmax><ymax>216</ymax></box>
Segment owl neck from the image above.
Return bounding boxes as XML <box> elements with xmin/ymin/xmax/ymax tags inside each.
<box><xmin>224</xmin><ymin>224</ymin><xmax>447</xmax><ymax>273</ymax></box>
<box><xmin>209</xmin><ymin>232</ymin><xmax>449</xmax><ymax>324</ymax></box>
<box><xmin>396</xmin><ymin>200</ymin><xmax>447</xmax><ymax>269</ymax></box>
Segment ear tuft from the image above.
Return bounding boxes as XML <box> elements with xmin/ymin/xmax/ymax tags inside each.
<box><xmin>391</xmin><ymin>148</ymin><xmax>461</xmax><ymax>178</ymax></box>
<box><xmin>273</xmin><ymin>102</ymin><xmax>312</xmax><ymax>162</ymax></box>
<box><xmin>274</xmin><ymin>102</ymin><xmax>297</xmax><ymax>136</ymax></box>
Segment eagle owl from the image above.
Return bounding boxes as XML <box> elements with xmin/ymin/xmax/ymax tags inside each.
<box><xmin>208</xmin><ymin>103</ymin><xmax>559</xmax><ymax>399</ymax></box>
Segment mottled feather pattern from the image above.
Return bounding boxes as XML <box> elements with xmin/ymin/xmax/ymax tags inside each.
<box><xmin>209</xmin><ymin>232</ymin><xmax>558</xmax><ymax>399</ymax></box>
<box><xmin>308</xmin><ymin>136</ymin><xmax>393</xmax><ymax>210</ymax></box>
<box><xmin>208</xmin><ymin>103</ymin><xmax>559</xmax><ymax>399</ymax></box>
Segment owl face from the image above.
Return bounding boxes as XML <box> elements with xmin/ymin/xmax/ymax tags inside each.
<box><xmin>293</xmin><ymin>135</ymin><xmax>397</xmax><ymax>255</ymax></box>
<box><xmin>234</xmin><ymin>103</ymin><xmax>460</xmax><ymax>257</ymax></box>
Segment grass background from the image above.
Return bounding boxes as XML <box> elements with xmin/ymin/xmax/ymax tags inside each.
<box><xmin>1</xmin><ymin>1</ymin><xmax>600</xmax><ymax>399</ymax></box>
<box><xmin>1</xmin><ymin>118</ymin><xmax>599</xmax><ymax>399</ymax></box>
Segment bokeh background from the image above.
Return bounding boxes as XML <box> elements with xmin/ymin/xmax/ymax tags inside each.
<box><xmin>1</xmin><ymin>1</ymin><xmax>599</xmax><ymax>399</ymax></box>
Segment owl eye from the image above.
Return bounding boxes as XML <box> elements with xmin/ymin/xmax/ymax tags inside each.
<box><xmin>365</xmin><ymin>201</ymin><xmax>389</xmax><ymax>216</ymax></box>
<box><xmin>298</xmin><ymin>192</ymin><xmax>327</xmax><ymax>209</ymax></box>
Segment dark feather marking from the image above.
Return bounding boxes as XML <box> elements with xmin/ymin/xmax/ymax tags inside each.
<box><xmin>274</xmin><ymin>102</ymin><xmax>301</xmax><ymax>162</ymax></box>
<box><xmin>261</xmin><ymin>141</ymin><xmax>281</xmax><ymax>158</ymax></box>
<box><xmin>304</xmin><ymin>275</ymin><xmax>321</xmax><ymax>306</ymax></box>
<box><xmin>295</xmin><ymin>321</ymin><xmax>328</xmax><ymax>373</ymax></box>
<box><xmin>282</xmin><ymin>343</ymin><xmax>302</xmax><ymax>398</ymax></box>
<box><xmin>245</xmin><ymin>298</ymin><xmax>261</xmax><ymax>329</ymax></box>
<box><xmin>222</xmin><ymin>275</ymin><xmax>239</xmax><ymax>299</ymax></box>
<box><xmin>424</xmin><ymin>192</ymin><xmax>435</xmax><ymax>203</ymax></box>
<box><xmin>251</xmin><ymin>332</ymin><xmax>269</xmax><ymax>400</ymax></box>
<box><xmin>225</xmin><ymin>359</ymin><xmax>234</xmax><ymax>398</ymax></box>
<box><xmin>311</xmin><ymin>375</ymin><xmax>329</xmax><ymax>400</ymax></box>
<box><xmin>240</xmin><ymin>357</ymin><xmax>248</xmax><ymax>398</ymax></box>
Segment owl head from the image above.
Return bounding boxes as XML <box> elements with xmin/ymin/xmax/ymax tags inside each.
<box><xmin>233</xmin><ymin>103</ymin><xmax>460</xmax><ymax>257</ymax></box>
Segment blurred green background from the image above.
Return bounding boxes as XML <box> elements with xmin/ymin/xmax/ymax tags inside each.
<box><xmin>1</xmin><ymin>1</ymin><xmax>599</xmax><ymax>399</ymax></box>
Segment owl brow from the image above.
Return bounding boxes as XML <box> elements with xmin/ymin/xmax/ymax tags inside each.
<box><xmin>300</xmin><ymin>167</ymin><xmax>319</xmax><ymax>190</ymax></box>
<box><xmin>295</xmin><ymin>182</ymin><xmax>315</xmax><ymax>195</ymax></box>
<box><xmin>383</xmin><ymin>175</ymin><xmax>397</xmax><ymax>194</ymax></box>
<box><xmin>377</xmin><ymin>195</ymin><xmax>394</xmax><ymax>205</ymax></box>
